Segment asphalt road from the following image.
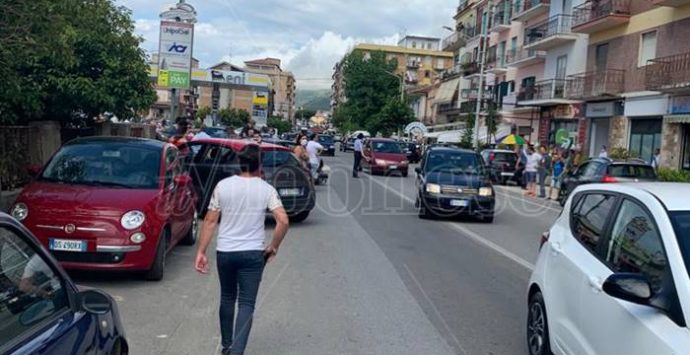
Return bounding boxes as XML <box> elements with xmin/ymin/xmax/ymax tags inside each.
<box><xmin>76</xmin><ymin>152</ymin><xmax>562</xmax><ymax>355</ymax></box>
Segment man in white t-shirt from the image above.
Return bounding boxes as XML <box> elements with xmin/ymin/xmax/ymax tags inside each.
<box><xmin>306</xmin><ymin>134</ymin><xmax>324</xmax><ymax>179</ymax></box>
<box><xmin>195</xmin><ymin>144</ymin><xmax>289</xmax><ymax>355</ymax></box>
<box><xmin>524</xmin><ymin>145</ymin><xmax>542</xmax><ymax>197</ymax></box>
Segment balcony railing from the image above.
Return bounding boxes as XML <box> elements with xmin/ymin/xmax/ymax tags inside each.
<box><xmin>513</xmin><ymin>0</ymin><xmax>551</xmax><ymax>21</ymax></box>
<box><xmin>407</xmin><ymin>61</ymin><xmax>421</xmax><ymax>69</ymax></box>
<box><xmin>442</xmin><ymin>31</ymin><xmax>465</xmax><ymax>52</ymax></box>
<box><xmin>566</xmin><ymin>69</ymin><xmax>626</xmax><ymax>99</ymax></box>
<box><xmin>461</xmin><ymin>88</ymin><xmax>494</xmax><ymax>101</ymax></box>
<box><xmin>524</xmin><ymin>14</ymin><xmax>574</xmax><ymax>46</ymax></box>
<box><xmin>461</xmin><ymin>25</ymin><xmax>479</xmax><ymax>41</ymax></box>
<box><xmin>519</xmin><ymin>78</ymin><xmax>571</xmax><ymax>102</ymax></box>
<box><xmin>505</xmin><ymin>47</ymin><xmax>546</xmax><ymax>65</ymax></box>
<box><xmin>646</xmin><ymin>52</ymin><xmax>690</xmax><ymax>91</ymax></box>
<box><xmin>491</xmin><ymin>11</ymin><xmax>511</xmax><ymax>31</ymax></box>
<box><xmin>572</xmin><ymin>0</ymin><xmax>631</xmax><ymax>30</ymax></box>
<box><xmin>461</xmin><ymin>61</ymin><xmax>480</xmax><ymax>76</ymax></box>
<box><xmin>443</xmin><ymin>64</ymin><xmax>463</xmax><ymax>78</ymax></box>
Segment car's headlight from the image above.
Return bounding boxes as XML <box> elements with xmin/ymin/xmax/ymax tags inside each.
<box><xmin>426</xmin><ymin>183</ymin><xmax>441</xmax><ymax>194</ymax></box>
<box><xmin>11</xmin><ymin>203</ymin><xmax>28</xmax><ymax>221</ymax></box>
<box><xmin>479</xmin><ymin>187</ymin><xmax>493</xmax><ymax>196</ymax></box>
<box><xmin>402</xmin><ymin>160</ymin><xmax>409</xmax><ymax>165</ymax></box>
<box><xmin>121</xmin><ymin>210</ymin><xmax>145</xmax><ymax>230</ymax></box>
<box><xmin>376</xmin><ymin>159</ymin><xmax>388</xmax><ymax>166</ymax></box>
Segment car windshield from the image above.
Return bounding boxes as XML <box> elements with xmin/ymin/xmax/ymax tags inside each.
<box><xmin>426</xmin><ymin>151</ymin><xmax>485</xmax><ymax>175</ymax></box>
<box><xmin>670</xmin><ymin>211</ymin><xmax>690</xmax><ymax>279</ymax></box>
<box><xmin>608</xmin><ymin>164</ymin><xmax>657</xmax><ymax>179</ymax></box>
<box><xmin>372</xmin><ymin>141</ymin><xmax>402</xmax><ymax>153</ymax></box>
<box><xmin>492</xmin><ymin>152</ymin><xmax>517</xmax><ymax>164</ymax></box>
<box><xmin>40</xmin><ymin>143</ymin><xmax>161</xmax><ymax>189</ymax></box>
<box><xmin>318</xmin><ymin>135</ymin><xmax>334</xmax><ymax>144</ymax></box>
<box><xmin>262</xmin><ymin>150</ymin><xmax>294</xmax><ymax>167</ymax></box>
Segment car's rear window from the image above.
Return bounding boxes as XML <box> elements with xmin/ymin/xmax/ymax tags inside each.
<box><xmin>262</xmin><ymin>150</ymin><xmax>295</xmax><ymax>167</ymax></box>
<box><xmin>318</xmin><ymin>135</ymin><xmax>334</xmax><ymax>144</ymax></box>
<box><xmin>670</xmin><ymin>211</ymin><xmax>690</xmax><ymax>280</ymax></box>
<box><xmin>608</xmin><ymin>164</ymin><xmax>657</xmax><ymax>179</ymax></box>
<box><xmin>492</xmin><ymin>152</ymin><xmax>517</xmax><ymax>164</ymax></box>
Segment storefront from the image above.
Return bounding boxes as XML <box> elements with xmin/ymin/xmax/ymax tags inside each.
<box><xmin>585</xmin><ymin>101</ymin><xmax>622</xmax><ymax>157</ymax></box>
<box><xmin>539</xmin><ymin>104</ymin><xmax>584</xmax><ymax>147</ymax></box>
<box><xmin>666</xmin><ymin>94</ymin><xmax>690</xmax><ymax>170</ymax></box>
<box><xmin>683</xmin><ymin>125</ymin><xmax>690</xmax><ymax>170</ymax></box>
<box><xmin>624</xmin><ymin>95</ymin><xmax>668</xmax><ymax>164</ymax></box>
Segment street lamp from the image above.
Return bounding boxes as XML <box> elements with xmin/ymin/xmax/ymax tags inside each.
<box><xmin>473</xmin><ymin>3</ymin><xmax>495</xmax><ymax>150</ymax></box>
<box><xmin>381</xmin><ymin>69</ymin><xmax>405</xmax><ymax>102</ymax></box>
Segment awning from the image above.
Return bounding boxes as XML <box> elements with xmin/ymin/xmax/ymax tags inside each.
<box><xmin>434</xmin><ymin>78</ymin><xmax>460</xmax><ymax>104</ymax></box>
<box><xmin>664</xmin><ymin>114</ymin><xmax>690</xmax><ymax>124</ymax></box>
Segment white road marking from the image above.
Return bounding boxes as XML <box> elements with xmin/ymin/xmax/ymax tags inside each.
<box><xmin>365</xmin><ymin>175</ymin><xmax>535</xmax><ymax>271</ymax></box>
<box><xmin>494</xmin><ymin>186</ymin><xmax>562</xmax><ymax>213</ymax></box>
<box><xmin>403</xmin><ymin>263</ymin><xmax>469</xmax><ymax>355</ymax></box>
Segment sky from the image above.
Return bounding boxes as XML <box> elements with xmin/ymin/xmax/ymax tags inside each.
<box><xmin>117</xmin><ymin>0</ymin><xmax>457</xmax><ymax>90</ymax></box>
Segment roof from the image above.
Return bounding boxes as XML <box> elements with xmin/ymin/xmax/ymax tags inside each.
<box><xmin>354</xmin><ymin>43</ymin><xmax>454</xmax><ymax>58</ymax></box>
<box><xmin>579</xmin><ymin>183</ymin><xmax>690</xmax><ymax>212</ymax></box>
<box><xmin>67</xmin><ymin>136</ymin><xmax>166</xmax><ymax>149</ymax></box>
<box><xmin>208</xmin><ymin>61</ymin><xmax>244</xmax><ymax>71</ymax></box>
<box><xmin>399</xmin><ymin>35</ymin><xmax>441</xmax><ymax>42</ymax></box>
<box><xmin>244</xmin><ymin>58</ymin><xmax>282</xmax><ymax>67</ymax></box>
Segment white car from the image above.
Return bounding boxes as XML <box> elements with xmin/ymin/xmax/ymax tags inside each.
<box><xmin>527</xmin><ymin>183</ymin><xmax>690</xmax><ymax>355</ymax></box>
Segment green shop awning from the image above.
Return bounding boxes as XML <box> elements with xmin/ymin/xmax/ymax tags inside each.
<box><xmin>664</xmin><ymin>115</ymin><xmax>690</xmax><ymax>124</ymax></box>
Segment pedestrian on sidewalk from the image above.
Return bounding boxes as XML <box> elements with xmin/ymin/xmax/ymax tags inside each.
<box><xmin>651</xmin><ymin>148</ymin><xmax>661</xmax><ymax>171</ymax></box>
<box><xmin>194</xmin><ymin>144</ymin><xmax>290</xmax><ymax>355</ymax></box>
<box><xmin>353</xmin><ymin>133</ymin><xmax>364</xmax><ymax>178</ymax></box>
<box><xmin>549</xmin><ymin>151</ymin><xmax>564</xmax><ymax>200</ymax></box>
<box><xmin>537</xmin><ymin>146</ymin><xmax>550</xmax><ymax>198</ymax></box>
<box><xmin>524</xmin><ymin>145</ymin><xmax>541</xmax><ymax>197</ymax></box>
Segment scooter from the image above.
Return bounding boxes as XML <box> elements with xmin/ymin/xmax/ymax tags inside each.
<box><xmin>315</xmin><ymin>159</ymin><xmax>329</xmax><ymax>185</ymax></box>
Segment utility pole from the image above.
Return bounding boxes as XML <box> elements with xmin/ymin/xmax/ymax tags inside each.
<box><xmin>474</xmin><ymin>1</ymin><xmax>494</xmax><ymax>150</ymax></box>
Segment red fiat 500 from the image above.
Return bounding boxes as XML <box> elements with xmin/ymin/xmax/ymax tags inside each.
<box><xmin>10</xmin><ymin>137</ymin><xmax>197</xmax><ymax>281</ymax></box>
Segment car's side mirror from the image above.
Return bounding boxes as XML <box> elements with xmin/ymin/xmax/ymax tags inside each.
<box><xmin>603</xmin><ymin>273</ymin><xmax>653</xmax><ymax>306</ymax></box>
<box><xmin>26</xmin><ymin>164</ymin><xmax>43</xmax><ymax>178</ymax></box>
<box><xmin>78</xmin><ymin>289</ymin><xmax>113</xmax><ymax>315</ymax></box>
<box><xmin>415</xmin><ymin>167</ymin><xmax>422</xmax><ymax>174</ymax></box>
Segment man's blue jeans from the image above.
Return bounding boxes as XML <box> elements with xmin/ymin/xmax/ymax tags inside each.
<box><xmin>217</xmin><ymin>250</ymin><xmax>265</xmax><ymax>355</ymax></box>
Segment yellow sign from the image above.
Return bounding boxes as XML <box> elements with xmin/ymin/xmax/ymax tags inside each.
<box><xmin>157</xmin><ymin>70</ymin><xmax>170</xmax><ymax>87</ymax></box>
<box><xmin>253</xmin><ymin>94</ymin><xmax>268</xmax><ymax>105</ymax></box>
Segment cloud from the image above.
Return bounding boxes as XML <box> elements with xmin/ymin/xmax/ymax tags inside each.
<box><xmin>122</xmin><ymin>0</ymin><xmax>458</xmax><ymax>89</ymax></box>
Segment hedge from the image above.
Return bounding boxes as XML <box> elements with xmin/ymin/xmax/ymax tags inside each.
<box><xmin>657</xmin><ymin>168</ymin><xmax>690</xmax><ymax>183</ymax></box>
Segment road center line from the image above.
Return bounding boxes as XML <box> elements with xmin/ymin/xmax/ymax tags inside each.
<box><xmin>365</xmin><ymin>175</ymin><xmax>535</xmax><ymax>271</ymax></box>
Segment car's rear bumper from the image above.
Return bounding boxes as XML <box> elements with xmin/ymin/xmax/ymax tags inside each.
<box><xmin>420</xmin><ymin>193</ymin><xmax>495</xmax><ymax>216</ymax></box>
<box><xmin>370</xmin><ymin>164</ymin><xmax>409</xmax><ymax>174</ymax></box>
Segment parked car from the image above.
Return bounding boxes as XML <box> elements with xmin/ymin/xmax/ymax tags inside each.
<box><xmin>400</xmin><ymin>142</ymin><xmax>421</xmax><ymax>164</ymax></box>
<box><xmin>361</xmin><ymin>138</ymin><xmax>410</xmax><ymax>177</ymax></box>
<box><xmin>527</xmin><ymin>183</ymin><xmax>690</xmax><ymax>355</ymax></box>
<box><xmin>0</xmin><ymin>213</ymin><xmax>128</xmax><ymax>354</ymax></box>
<box><xmin>183</xmin><ymin>139</ymin><xmax>315</xmax><ymax>222</ymax></box>
<box><xmin>415</xmin><ymin>146</ymin><xmax>495</xmax><ymax>222</ymax></box>
<box><xmin>480</xmin><ymin>149</ymin><xmax>519</xmax><ymax>185</ymax></box>
<box><xmin>558</xmin><ymin>158</ymin><xmax>657</xmax><ymax>206</ymax></box>
<box><xmin>10</xmin><ymin>137</ymin><xmax>198</xmax><ymax>281</ymax></box>
<box><xmin>262</xmin><ymin>138</ymin><xmax>296</xmax><ymax>150</ymax></box>
<box><xmin>201</xmin><ymin>126</ymin><xmax>229</xmax><ymax>138</ymax></box>
<box><xmin>340</xmin><ymin>137</ymin><xmax>355</xmax><ymax>152</ymax></box>
<box><xmin>317</xmin><ymin>134</ymin><xmax>336</xmax><ymax>156</ymax></box>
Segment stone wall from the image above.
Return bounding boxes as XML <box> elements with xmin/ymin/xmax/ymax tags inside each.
<box><xmin>660</xmin><ymin>120</ymin><xmax>683</xmax><ymax>169</ymax></box>
<box><xmin>608</xmin><ymin>116</ymin><xmax>628</xmax><ymax>150</ymax></box>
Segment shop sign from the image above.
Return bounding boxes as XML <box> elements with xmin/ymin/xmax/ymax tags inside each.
<box><xmin>547</xmin><ymin>104</ymin><xmax>583</xmax><ymax>119</ymax></box>
<box><xmin>586</xmin><ymin>102</ymin><xmax>615</xmax><ymax>117</ymax></box>
<box><xmin>671</xmin><ymin>95</ymin><xmax>690</xmax><ymax>114</ymax></box>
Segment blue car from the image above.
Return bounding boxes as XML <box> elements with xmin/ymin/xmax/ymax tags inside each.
<box><xmin>0</xmin><ymin>213</ymin><xmax>128</xmax><ymax>354</ymax></box>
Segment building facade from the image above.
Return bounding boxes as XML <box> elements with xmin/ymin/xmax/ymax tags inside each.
<box><xmin>398</xmin><ymin>35</ymin><xmax>442</xmax><ymax>51</ymax></box>
<box><xmin>244</xmin><ymin>58</ymin><xmax>296</xmax><ymax>122</ymax></box>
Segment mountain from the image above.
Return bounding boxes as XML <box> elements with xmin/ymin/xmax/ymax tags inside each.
<box><xmin>296</xmin><ymin>89</ymin><xmax>331</xmax><ymax>111</ymax></box>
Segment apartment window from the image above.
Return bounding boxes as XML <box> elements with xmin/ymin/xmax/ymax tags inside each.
<box><xmin>595</xmin><ymin>43</ymin><xmax>609</xmax><ymax>71</ymax></box>
<box><xmin>556</xmin><ymin>55</ymin><xmax>568</xmax><ymax>79</ymax></box>
<box><xmin>639</xmin><ymin>31</ymin><xmax>657</xmax><ymax>67</ymax></box>
<box><xmin>427</xmin><ymin>43</ymin><xmax>432</xmax><ymax>49</ymax></box>
<box><xmin>498</xmin><ymin>41</ymin><xmax>507</xmax><ymax>67</ymax></box>
<box><xmin>412</xmin><ymin>41</ymin><xmax>417</xmax><ymax>49</ymax></box>
<box><xmin>436</xmin><ymin>58</ymin><xmax>445</xmax><ymax>69</ymax></box>
<box><xmin>424</xmin><ymin>56</ymin><xmax>432</xmax><ymax>66</ymax></box>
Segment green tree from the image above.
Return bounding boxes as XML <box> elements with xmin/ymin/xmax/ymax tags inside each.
<box><xmin>368</xmin><ymin>98</ymin><xmax>415</xmax><ymax>137</ymax></box>
<box><xmin>295</xmin><ymin>109</ymin><xmax>317</xmax><ymax>121</ymax></box>
<box><xmin>217</xmin><ymin>108</ymin><xmax>250</xmax><ymax>128</ymax></box>
<box><xmin>196</xmin><ymin>106</ymin><xmax>212</xmax><ymax>121</ymax></box>
<box><xmin>335</xmin><ymin>50</ymin><xmax>401</xmax><ymax>132</ymax></box>
<box><xmin>0</xmin><ymin>0</ymin><xmax>155</xmax><ymax>126</ymax></box>
<box><xmin>485</xmin><ymin>105</ymin><xmax>499</xmax><ymax>145</ymax></box>
<box><xmin>460</xmin><ymin>113</ymin><xmax>476</xmax><ymax>149</ymax></box>
<box><xmin>268</xmin><ymin>116</ymin><xmax>292</xmax><ymax>134</ymax></box>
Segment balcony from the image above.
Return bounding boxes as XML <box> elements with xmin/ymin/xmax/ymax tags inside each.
<box><xmin>646</xmin><ymin>52</ymin><xmax>690</xmax><ymax>93</ymax></box>
<box><xmin>652</xmin><ymin>0</ymin><xmax>690</xmax><ymax>6</ymax></box>
<box><xmin>524</xmin><ymin>15</ymin><xmax>578</xmax><ymax>51</ymax></box>
<box><xmin>517</xmin><ymin>78</ymin><xmax>581</xmax><ymax>106</ymax></box>
<box><xmin>490</xmin><ymin>11</ymin><xmax>512</xmax><ymax>33</ymax></box>
<box><xmin>461</xmin><ymin>25</ymin><xmax>480</xmax><ymax>43</ymax></box>
<box><xmin>566</xmin><ymin>69</ymin><xmax>626</xmax><ymax>100</ymax></box>
<box><xmin>506</xmin><ymin>47</ymin><xmax>546</xmax><ymax>68</ymax></box>
<box><xmin>454</xmin><ymin>0</ymin><xmax>473</xmax><ymax>20</ymax></box>
<box><xmin>461</xmin><ymin>88</ymin><xmax>494</xmax><ymax>101</ymax></box>
<box><xmin>461</xmin><ymin>61</ymin><xmax>480</xmax><ymax>77</ymax></box>
<box><xmin>486</xmin><ymin>50</ymin><xmax>508</xmax><ymax>74</ymax></box>
<box><xmin>438</xmin><ymin>100</ymin><xmax>477</xmax><ymax>115</ymax></box>
<box><xmin>442</xmin><ymin>31</ymin><xmax>465</xmax><ymax>52</ymax></box>
<box><xmin>442</xmin><ymin>64</ymin><xmax>463</xmax><ymax>79</ymax></box>
<box><xmin>407</xmin><ymin>61</ymin><xmax>421</xmax><ymax>69</ymax></box>
<box><xmin>572</xmin><ymin>0</ymin><xmax>631</xmax><ymax>34</ymax></box>
<box><xmin>512</xmin><ymin>0</ymin><xmax>551</xmax><ymax>22</ymax></box>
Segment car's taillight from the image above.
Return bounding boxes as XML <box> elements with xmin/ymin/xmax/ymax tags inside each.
<box><xmin>602</xmin><ymin>175</ymin><xmax>618</xmax><ymax>183</ymax></box>
<box><xmin>539</xmin><ymin>231</ymin><xmax>550</xmax><ymax>250</ymax></box>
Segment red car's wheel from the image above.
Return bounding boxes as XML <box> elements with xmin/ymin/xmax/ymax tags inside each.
<box><xmin>144</xmin><ymin>230</ymin><xmax>167</xmax><ymax>281</ymax></box>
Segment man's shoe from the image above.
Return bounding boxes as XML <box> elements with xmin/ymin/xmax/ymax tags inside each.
<box><xmin>222</xmin><ymin>347</ymin><xmax>232</xmax><ymax>355</ymax></box>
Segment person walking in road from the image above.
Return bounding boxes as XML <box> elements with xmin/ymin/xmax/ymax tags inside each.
<box><xmin>353</xmin><ymin>133</ymin><xmax>364</xmax><ymax>178</ymax></box>
<box><xmin>537</xmin><ymin>146</ymin><xmax>550</xmax><ymax>198</ymax></box>
<box><xmin>549</xmin><ymin>151</ymin><xmax>564</xmax><ymax>200</ymax></box>
<box><xmin>293</xmin><ymin>134</ymin><xmax>310</xmax><ymax>170</ymax></box>
<box><xmin>195</xmin><ymin>144</ymin><xmax>290</xmax><ymax>355</ymax></box>
<box><xmin>306</xmin><ymin>134</ymin><xmax>324</xmax><ymax>180</ymax></box>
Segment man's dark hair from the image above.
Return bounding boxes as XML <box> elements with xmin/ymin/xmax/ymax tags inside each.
<box><xmin>357</xmin><ymin>133</ymin><xmax>364</xmax><ymax>139</ymax></box>
<box><xmin>238</xmin><ymin>144</ymin><xmax>261</xmax><ymax>173</ymax></box>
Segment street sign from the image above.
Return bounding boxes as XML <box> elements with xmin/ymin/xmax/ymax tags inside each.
<box><xmin>157</xmin><ymin>21</ymin><xmax>194</xmax><ymax>89</ymax></box>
